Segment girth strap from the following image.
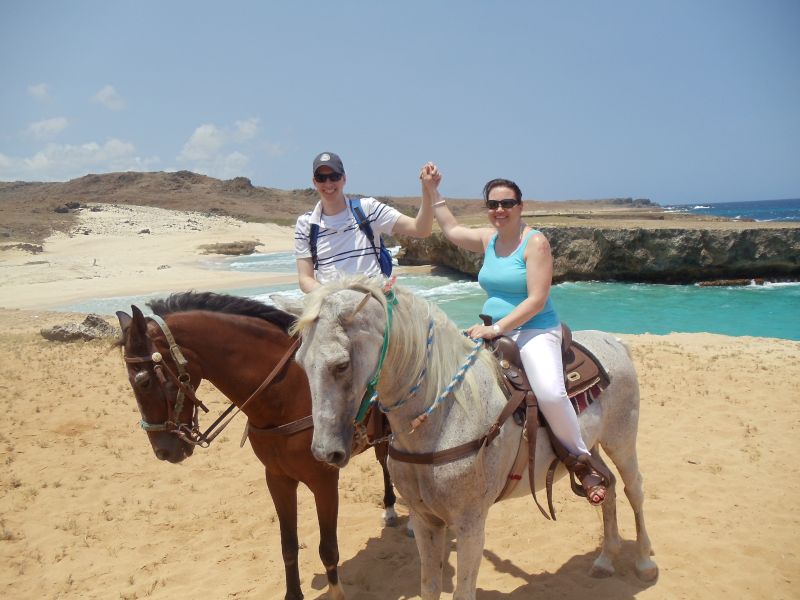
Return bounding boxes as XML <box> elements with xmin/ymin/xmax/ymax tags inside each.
<box><xmin>246</xmin><ymin>414</ymin><xmax>314</xmax><ymax>437</ymax></box>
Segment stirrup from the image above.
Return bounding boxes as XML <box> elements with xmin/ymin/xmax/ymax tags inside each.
<box><xmin>564</xmin><ymin>453</ymin><xmax>614</xmax><ymax>505</ymax></box>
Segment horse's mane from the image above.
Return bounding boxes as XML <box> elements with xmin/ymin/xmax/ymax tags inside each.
<box><xmin>147</xmin><ymin>291</ymin><xmax>296</xmax><ymax>333</ymax></box>
<box><xmin>294</xmin><ymin>276</ymin><xmax>496</xmax><ymax>410</ymax></box>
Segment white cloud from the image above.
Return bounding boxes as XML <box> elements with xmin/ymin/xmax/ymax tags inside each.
<box><xmin>27</xmin><ymin>117</ymin><xmax>69</xmax><ymax>140</ymax></box>
<box><xmin>0</xmin><ymin>139</ymin><xmax>160</xmax><ymax>182</ymax></box>
<box><xmin>91</xmin><ymin>84</ymin><xmax>126</xmax><ymax>110</ymax></box>
<box><xmin>234</xmin><ymin>118</ymin><xmax>260</xmax><ymax>142</ymax></box>
<box><xmin>178</xmin><ymin>124</ymin><xmax>226</xmax><ymax>162</ymax></box>
<box><xmin>177</xmin><ymin>118</ymin><xmax>275</xmax><ymax>179</ymax></box>
<box><xmin>28</xmin><ymin>83</ymin><xmax>51</xmax><ymax>102</ymax></box>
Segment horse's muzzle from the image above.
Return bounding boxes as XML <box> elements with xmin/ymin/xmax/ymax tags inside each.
<box><xmin>311</xmin><ymin>440</ymin><xmax>351</xmax><ymax>468</ymax></box>
<box><xmin>148</xmin><ymin>432</ymin><xmax>194</xmax><ymax>463</ymax></box>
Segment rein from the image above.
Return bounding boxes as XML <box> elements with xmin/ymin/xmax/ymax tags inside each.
<box><xmin>354</xmin><ymin>288</ymin><xmax>397</xmax><ymax>424</ymax></box>
<box><xmin>124</xmin><ymin>315</ymin><xmax>304</xmax><ymax>447</ymax></box>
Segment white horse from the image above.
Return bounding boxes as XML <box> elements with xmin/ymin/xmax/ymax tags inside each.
<box><xmin>291</xmin><ymin>276</ymin><xmax>657</xmax><ymax>599</ymax></box>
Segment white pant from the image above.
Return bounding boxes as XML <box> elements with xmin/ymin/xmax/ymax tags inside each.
<box><xmin>510</xmin><ymin>327</ymin><xmax>590</xmax><ymax>456</ymax></box>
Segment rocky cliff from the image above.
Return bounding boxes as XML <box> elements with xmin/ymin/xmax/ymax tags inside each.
<box><xmin>398</xmin><ymin>226</ymin><xmax>800</xmax><ymax>283</ymax></box>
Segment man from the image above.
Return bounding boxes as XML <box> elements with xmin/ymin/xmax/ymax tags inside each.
<box><xmin>294</xmin><ymin>152</ymin><xmax>435</xmax><ymax>292</ymax></box>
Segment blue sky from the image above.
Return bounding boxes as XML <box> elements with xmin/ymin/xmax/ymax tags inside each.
<box><xmin>1</xmin><ymin>1</ymin><xmax>798</xmax><ymax>205</ymax></box>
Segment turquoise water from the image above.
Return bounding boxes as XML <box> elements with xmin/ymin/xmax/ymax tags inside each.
<box><xmin>57</xmin><ymin>199</ymin><xmax>800</xmax><ymax>339</ymax></box>
<box><xmin>61</xmin><ymin>252</ymin><xmax>800</xmax><ymax>341</ymax></box>
<box><xmin>663</xmin><ymin>198</ymin><xmax>800</xmax><ymax>222</ymax></box>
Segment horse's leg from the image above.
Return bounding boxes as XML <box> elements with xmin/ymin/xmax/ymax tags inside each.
<box><xmin>373</xmin><ymin>442</ymin><xmax>398</xmax><ymax>527</ymax></box>
<box><xmin>588</xmin><ymin>447</ymin><xmax>622</xmax><ymax>578</ymax></box>
<box><xmin>600</xmin><ymin>442</ymin><xmax>659</xmax><ymax>581</ymax></box>
<box><xmin>614</xmin><ymin>449</ymin><xmax>658</xmax><ymax>580</ymax></box>
<box><xmin>311</xmin><ymin>471</ymin><xmax>346</xmax><ymax>600</ymax></box>
<box><xmin>452</xmin><ymin>516</ymin><xmax>488</xmax><ymax>600</ymax></box>
<box><xmin>411</xmin><ymin>513</ymin><xmax>447</xmax><ymax>600</ymax></box>
<box><xmin>264</xmin><ymin>471</ymin><xmax>304</xmax><ymax>600</ymax></box>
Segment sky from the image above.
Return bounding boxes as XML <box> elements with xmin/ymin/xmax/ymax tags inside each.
<box><xmin>1</xmin><ymin>1</ymin><xmax>798</xmax><ymax>205</ymax></box>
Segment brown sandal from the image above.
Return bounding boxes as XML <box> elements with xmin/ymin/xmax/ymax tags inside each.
<box><xmin>569</xmin><ymin>454</ymin><xmax>612</xmax><ymax>506</ymax></box>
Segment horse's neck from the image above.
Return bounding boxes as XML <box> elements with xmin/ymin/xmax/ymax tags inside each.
<box><xmin>167</xmin><ymin>313</ymin><xmax>302</xmax><ymax>422</ymax></box>
<box><xmin>376</xmin><ymin>300</ymin><xmax>476</xmax><ymax>451</ymax></box>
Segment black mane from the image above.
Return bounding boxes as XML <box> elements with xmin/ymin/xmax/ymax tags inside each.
<box><xmin>147</xmin><ymin>291</ymin><xmax>296</xmax><ymax>333</ymax></box>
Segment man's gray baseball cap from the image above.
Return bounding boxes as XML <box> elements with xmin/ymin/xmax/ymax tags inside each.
<box><xmin>312</xmin><ymin>152</ymin><xmax>345</xmax><ymax>175</ymax></box>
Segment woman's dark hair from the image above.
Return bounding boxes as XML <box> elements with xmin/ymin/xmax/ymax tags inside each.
<box><xmin>482</xmin><ymin>178</ymin><xmax>522</xmax><ymax>203</ymax></box>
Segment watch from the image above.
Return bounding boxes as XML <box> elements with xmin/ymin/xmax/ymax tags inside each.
<box><xmin>492</xmin><ymin>324</ymin><xmax>501</xmax><ymax>335</ymax></box>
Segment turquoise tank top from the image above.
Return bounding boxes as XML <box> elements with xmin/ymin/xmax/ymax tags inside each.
<box><xmin>477</xmin><ymin>230</ymin><xmax>560</xmax><ymax>330</ymax></box>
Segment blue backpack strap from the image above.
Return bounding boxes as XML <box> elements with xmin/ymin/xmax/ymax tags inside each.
<box><xmin>348</xmin><ymin>197</ymin><xmax>375</xmax><ymax>242</ymax></box>
<box><xmin>349</xmin><ymin>197</ymin><xmax>392</xmax><ymax>277</ymax></box>
<box><xmin>309</xmin><ymin>222</ymin><xmax>320</xmax><ymax>270</ymax></box>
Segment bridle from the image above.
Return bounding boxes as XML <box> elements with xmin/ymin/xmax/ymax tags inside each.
<box><xmin>124</xmin><ymin>314</ymin><xmax>301</xmax><ymax>448</ymax></box>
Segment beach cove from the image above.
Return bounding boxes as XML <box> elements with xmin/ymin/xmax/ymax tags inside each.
<box><xmin>1</xmin><ymin>200</ymin><xmax>799</xmax><ymax>599</ymax></box>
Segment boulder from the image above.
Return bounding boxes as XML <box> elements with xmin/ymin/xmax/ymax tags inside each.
<box><xmin>198</xmin><ymin>240</ymin><xmax>263</xmax><ymax>255</ymax></box>
<box><xmin>40</xmin><ymin>314</ymin><xmax>119</xmax><ymax>342</ymax></box>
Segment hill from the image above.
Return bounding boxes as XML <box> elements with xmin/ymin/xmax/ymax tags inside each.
<box><xmin>0</xmin><ymin>170</ymin><xmax>663</xmax><ymax>244</ymax></box>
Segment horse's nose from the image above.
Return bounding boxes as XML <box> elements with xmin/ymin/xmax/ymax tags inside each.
<box><xmin>327</xmin><ymin>450</ymin><xmax>347</xmax><ymax>467</ymax></box>
<box><xmin>154</xmin><ymin>448</ymin><xmax>170</xmax><ymax>461</ymax></box>
<box><xmin>312</xmin><ymin>444</ymin><xmax>349</xmax><ymax>468</ymax></box>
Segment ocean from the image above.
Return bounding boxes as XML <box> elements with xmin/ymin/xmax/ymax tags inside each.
<box><xmin>58</xmin><ymin>198</ymin><xmax>800</xmax><ymax>341</ymax></box>
<box><xmin>663</xmin><ymin>197</ymin><xmax>800</xmax><ymax>222</ymax></box>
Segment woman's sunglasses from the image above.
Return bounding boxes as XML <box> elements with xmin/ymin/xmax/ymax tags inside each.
<box><xmin>485</xmin><ymin>199</ymin><xmax>520</xmax><ymax>210</ymax></box>
<box><xmin>314</xmin><ymin>172</ymin><xmax>343</xmax><ymax>183</ymax></box>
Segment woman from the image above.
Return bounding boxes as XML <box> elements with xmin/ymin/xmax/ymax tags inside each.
<box><xmin>420</xmin><ymin>162</ymin><xmax>606</xmax><ymax>505</ymax></box>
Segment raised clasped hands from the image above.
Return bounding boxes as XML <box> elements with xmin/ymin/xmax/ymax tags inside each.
<box><xmin>419</xmin><ymin>161</ymin><xmax>442</xmax><ymax>189</ymax></box>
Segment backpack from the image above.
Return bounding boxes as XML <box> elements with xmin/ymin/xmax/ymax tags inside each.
<box><xmin>309</xmin><ymin>198</ymin><xmax>393</xmax><ymax>277</ymax></box>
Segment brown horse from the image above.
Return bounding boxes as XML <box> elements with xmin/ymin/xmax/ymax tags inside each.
<box><xmin>116</xmin><ymin>291</ymin><xmax>397</xmax><ymax>600</ymax></box>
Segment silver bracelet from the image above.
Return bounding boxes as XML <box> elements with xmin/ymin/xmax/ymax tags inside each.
<box><xmin>433</xmin><ymin>200</ymin><xmax>446</xmax><ymax>207</ymax></box>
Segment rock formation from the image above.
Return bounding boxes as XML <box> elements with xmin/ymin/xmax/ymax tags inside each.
<box><xmin>398</xmin><ymin>226</ymin><xmax>800</xmax><ymax>283</ymax></box>
<box><xmin>40</xmin><ymin>314</ymin><xmax>119</xmax><ymax>342</ymax></box>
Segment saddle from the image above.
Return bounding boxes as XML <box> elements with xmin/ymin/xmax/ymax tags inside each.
<box><xmin>482</xmin><ymin>317</ymin><xmax>614</xmax><ymax>519</ymax></box>
<box><xmin>491</xmin><ymin>323</ymin><xmax>608</xmax><ymax>410</ymax></box>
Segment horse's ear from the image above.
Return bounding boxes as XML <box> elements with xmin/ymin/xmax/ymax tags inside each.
<box><xmin>343</xmin><ymin>293</ymin><xmax>372</xmax><ymax>324</ymax></box>
<box><xmin>269</xmin><ymin>293</ymin><xmax>304</xmax><ymax>317</ymax></box>
<box><xmin>129</xmin><ymin>305</ymin><xmax>149</xmax><ymax>338</ymax></box>
<box><xmin>116</xmin><ymin>311</ymin><xmax>132</xmax><ymax>334</ymax></box>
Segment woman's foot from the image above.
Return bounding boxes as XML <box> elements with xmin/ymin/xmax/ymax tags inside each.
<box><xmin>579</xmin><ymin>471</ymin><xmax>607</xmax><ymax>505</ymax></box>
<box><xmin>573</xmin><ymin>454</ymin><xmax>609</xmax><ymax>506</ymax></box>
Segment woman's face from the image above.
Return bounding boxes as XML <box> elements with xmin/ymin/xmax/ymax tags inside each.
<box><xmin>486</xmin><ymin>185</ymin><xmax>522</xmax><ymax>229</ymax></box>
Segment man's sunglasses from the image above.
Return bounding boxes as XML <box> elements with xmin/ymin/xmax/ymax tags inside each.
<box><xmin>486</xmin><ymin>199</ymin><xmax>520</xmax><ymax>210</ymax></box>
<box><xmin>314</xmin><ymin>172</ymin><xmax>343</xmax><ymax>183</ymax></box>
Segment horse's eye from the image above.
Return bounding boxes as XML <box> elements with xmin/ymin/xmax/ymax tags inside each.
<box><xmin>134</xmin><ymin>370</ymin><xmax>151</xmax><ymax>388</ymax></box>
<box><xmin>332</xmin><ymin>361</ymin><xmax>350</xmax><ymax>375</ymax></box>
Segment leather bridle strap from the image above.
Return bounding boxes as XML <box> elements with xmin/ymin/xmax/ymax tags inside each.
<box><xmin>197</xmin><ymin>337</ymin><xmax>301</xmax><ymax>445</ymax></box>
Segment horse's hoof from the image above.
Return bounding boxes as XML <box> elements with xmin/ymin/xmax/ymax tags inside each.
<box><xmin>382</xmin><ymin>507</ymin><xmax>398</xmax><ymax>528</ymax></box>
<box><xmin>405</xmin><ymin>524</ymin><xmax>415</xmax><ymax>538</ymax></box>
<box><xmin>383</xmin><ymin>515</ymin><xmax>398</xmax><ymax>527</ymax></box>
<box><xmin>327</xmin><ymin>581</ymin><xmax>346</xmax><ymax>600</ymax></box>
<box><xmin>589</xmin><ymin>557</ymin><xmax>615</xmax><ymax>578</ymax></box>
<box><xmin>635</xmin><ymin>559</ymin><xmax>659</xmax><ymax>582</ymax></box>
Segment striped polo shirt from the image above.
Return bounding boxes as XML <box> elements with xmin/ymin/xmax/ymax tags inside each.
<box><xmin>294</xmin><ymin>197</ymin><xmax>401</xmax><ymax>283</ymax></box>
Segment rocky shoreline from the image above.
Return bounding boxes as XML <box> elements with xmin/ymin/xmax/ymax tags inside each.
<box><xmin>398</xmin><ymin>225</ymin><xmax>800</xmax><ymax>284</ymax></box>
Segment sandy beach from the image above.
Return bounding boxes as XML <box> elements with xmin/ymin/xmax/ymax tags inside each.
<box><xmin>0</xmin><ymin>203</ymin><xmax>297</xmax><ymax>311</ymax></box>
<box><xmin>1</xmin><ymin>205</ymin><xmax>798</xmax><ymax>599</ymax></box>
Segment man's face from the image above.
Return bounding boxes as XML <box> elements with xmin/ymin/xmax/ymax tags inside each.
<box><xmin>313</xmin><ymin>166</ymin><xmax>346</xmax><ymax>201</ymax></box>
